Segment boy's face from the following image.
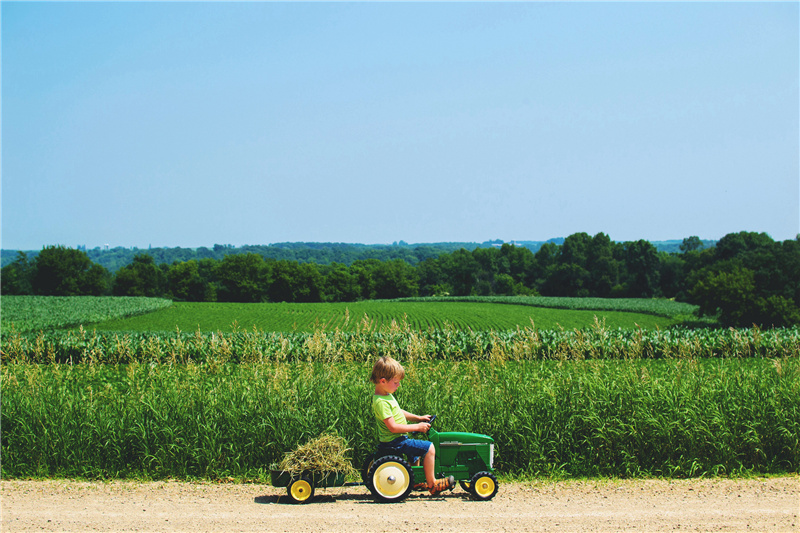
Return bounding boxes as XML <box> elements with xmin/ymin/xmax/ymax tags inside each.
<box><xmin>381</xmin><ymin>375</ymin><xmax>402</xmax><ymax>394</ymax></box>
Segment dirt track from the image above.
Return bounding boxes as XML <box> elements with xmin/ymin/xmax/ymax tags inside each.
<box><xmin>2</xmin><ymin>477</ymin><xmax>798</xmax><ymax>532</ymax></box>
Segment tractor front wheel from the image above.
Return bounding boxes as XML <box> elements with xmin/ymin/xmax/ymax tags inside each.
<box><xmin>368</xmin><ymin>455</ymin><xmax>414</xmax><ymax>503</ymax></box>
<box><xmin>468</xmin><ymin>471</ymin><xmax>498</xmax><ymax>501</ymax></box>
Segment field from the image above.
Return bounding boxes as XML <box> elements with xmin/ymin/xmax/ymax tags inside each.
<box><xmin>1</xmin><ymin>296</ymin><xmax>798</xmax><ymax>482</ymax></box>
<box><xmin>82</xmin><ymin>299</ymin><xmax>689</xmax><ymax>333</ymax></box>
<box><xmin>3</xmin><ymin>358</ymin><xmax>798</xmax><ymax>480</ymax></box>
<box><xmin>0</xmin><ymin>296</ymin><xmax>173</xmax><ymax>335</ymax></box>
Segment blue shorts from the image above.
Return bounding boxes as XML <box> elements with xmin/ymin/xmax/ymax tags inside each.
<box><xmin>378</xmin><ymin>436</ymin><xmax>432</xmax><ymax>464</ymax></box>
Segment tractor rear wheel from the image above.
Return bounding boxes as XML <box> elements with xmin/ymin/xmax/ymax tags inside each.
<box><xmin>368</xmin><ymin>455</ymin><xmax>414</xmax><ymax>503</ymax></box>
<box><xmin>468</xmin><ymin>471</ymin><xmax>498</xmax><ymax>501</ymax></box>
<box><xmin>361</xmin><ymin>454</ymin><xmax>375</xmax><ymax>494</ymax></box>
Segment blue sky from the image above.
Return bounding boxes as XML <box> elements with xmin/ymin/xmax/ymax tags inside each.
<box><xmin>2</xmin><ymin>2</ymin><xmax>798</xmax><ymax>250</ymax></box>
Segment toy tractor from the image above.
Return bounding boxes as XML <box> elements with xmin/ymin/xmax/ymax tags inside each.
<box><xmin>361</xmin><ymin>416</ymin><xmax>498</xmax><ymax>503</ymax></box>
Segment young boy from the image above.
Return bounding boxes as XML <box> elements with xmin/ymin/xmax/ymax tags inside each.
<box><xmin>370</xmin><ymin>356</ymin><xmax>455</xmax><ymax>496</ymax></box>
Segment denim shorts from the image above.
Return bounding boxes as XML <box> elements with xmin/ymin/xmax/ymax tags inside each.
<box><xmin>378</xmin><ymin>436</ymin><xmax>432</xmax><ymax>464</ymax></box>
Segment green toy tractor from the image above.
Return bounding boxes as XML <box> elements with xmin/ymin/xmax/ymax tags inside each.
<box><xmin>361</xmin><ymin>416</ymin><xmax>498</xmax><ymax>503</ymax></box>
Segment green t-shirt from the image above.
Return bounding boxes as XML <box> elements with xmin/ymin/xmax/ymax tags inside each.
<box><xmin>372</xmin><ymin>393</ymin><xmax>406</xmax><ymax>443</ymax></box>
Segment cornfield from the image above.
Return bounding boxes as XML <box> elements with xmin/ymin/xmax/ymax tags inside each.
<box><xmin>2</xmin><ymin>357</ymin><xmax>797</xmax><ymax>480</ymax></box>
<box><xmin>3</xmin><ymin>322</ymin><xmax>798</xmax><ymax>364</ymax></box>
<box><xmin>2</xmin><ymin>296</ymin><xmax>798</xmax><ymax>481</ymax></box>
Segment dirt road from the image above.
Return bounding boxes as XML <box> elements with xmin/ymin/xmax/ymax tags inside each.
<box><xmin>2</xmin><ymin>477</ymin><xmax>798</xmax><ymax>532</ymax></box>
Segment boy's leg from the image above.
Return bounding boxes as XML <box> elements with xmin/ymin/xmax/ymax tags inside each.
<box><xmin>397</xmin><ymin>438</ymin><xmax>454</xmax><ymax>495</ymax></box>
<box><xmin>423</xmin><ymin>444</ymin><xmax>436</xmax><ymax>488</ymax></box>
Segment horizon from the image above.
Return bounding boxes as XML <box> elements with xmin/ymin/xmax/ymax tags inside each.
<box><xmin>3</xmin><ymin>3</ymin><xmax>798</xmax><ymax>250</ymax></box>
<box><xmin>0</xmin><ymin>234</ymin><xmax>736</xmax><ymax>254</ymax></box>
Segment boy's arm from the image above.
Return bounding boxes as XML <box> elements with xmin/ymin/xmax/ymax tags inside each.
<box><xmin>402</xmin><ymin>410</ymin><xmax>432</xmax><ymax>424</ymax></box>
<box><xmin>383</xmin><ymin>416</ymin><xmax>430</xmax><ymax>434</ymax></box>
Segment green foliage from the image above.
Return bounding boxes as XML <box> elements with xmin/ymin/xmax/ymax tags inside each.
<box><xmin>80</xmin><ymin>300</ymin><xmax>681</xmax><ymax>334</ymax></box>
<box><xmin>689</xmin><ymin>233</ymin><xmax>800</xmax><ymax>327</ymax></box>
<box><xmin>4</xmin><ymin>231</ymin><xmax>798</xmax><ymax>329</ymax></box>
<box><xmin>2</xmin><ymin>358</ymin><xmax>798</xmax><ymax>479</ymax></box>
<box><xmin>4</xmin><ymin>318</ymin><xmax>797</xmax><ymax>365</ymax></box>
<box><xmin>32</xmin><ymin>245</ymin><xmax>110</xmax><ymax>296</ymax></box>
<box><xmin>0</xmin><ymin>252</ymin><xmax>34</xmax><ymax>295</ymax></box>
<box><xmin>113</xmin><ymin>254</ymin><xmax>167</xmax><ymax>297</ymax></box>
<box><xmin>0</xmin><ymin>296</ymin><xmax>173</xmax><ymax>335</ymax></box>
<box><xmin>394</xmin><ymin>296</ymin><xmax>699</xmax><ymax>318</ymax></box>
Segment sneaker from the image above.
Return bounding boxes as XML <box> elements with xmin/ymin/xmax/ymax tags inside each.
<box><xmin>428</xmin><ymin>476</ymin><xmax>455</xmax><ymax>496</ymax></box>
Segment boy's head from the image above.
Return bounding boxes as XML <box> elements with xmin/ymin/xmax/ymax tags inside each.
<box><xmin>370</xmin><ymin>356</ymin><xmax>405</xmax><ymax>384</ymax></box>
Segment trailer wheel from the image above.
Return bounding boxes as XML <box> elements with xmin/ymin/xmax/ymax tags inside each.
<box><xmin>469</xmin><ymin>471</ymin><xmax>498</xmax><ymax>501</ymax></box>
<box><xmin>287</xmin><ymin>476</ymin><xmax>315</xmax><ymax>504</ymax></box>
<box><xmin>368</xmin><ymin>455</ymin><xmax>414</xmax><ymax>503</ymax></box>
<box><xmin>458</xmin><ymin>480</ymin><xmax>471</xmax><ymax>492</ymax></box>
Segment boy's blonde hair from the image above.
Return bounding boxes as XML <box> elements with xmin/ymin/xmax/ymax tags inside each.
<box><xmin>370</xmin><ymin>356</ymin><xmax>405</xmax><ymax>384</ymax></box>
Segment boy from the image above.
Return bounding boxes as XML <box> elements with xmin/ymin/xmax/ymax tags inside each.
<box><xmin>370</xmin><ymin>356</ymin><xmax>455</xmax><ymax>496</ymax></box>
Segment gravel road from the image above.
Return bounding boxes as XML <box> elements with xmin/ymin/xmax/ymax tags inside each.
<box><xmin>2</xmin><ymin>477</ymin><xmax>798</xmax><ymax>532</ymax></box>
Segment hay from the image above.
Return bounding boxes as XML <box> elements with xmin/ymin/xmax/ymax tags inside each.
<box><xmin>276</xmin><ymin>433</ymin><xmax>357</xmax><ymax>476</ymax></box>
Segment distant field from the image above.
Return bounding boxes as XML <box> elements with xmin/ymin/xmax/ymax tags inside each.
<box><xmin>0</xmin><ymin>296</ymin><xmax>173</xmax><ymax>335</ymax></box>
<box><xmin>90</xmin><ymin>300</ymin><xmax>682</xmax><ymax>333</ymax></box>
<box><xmin>393</xmin><ymin>296</ymin><xmax>699</xmax><ymax>318</ymax></box>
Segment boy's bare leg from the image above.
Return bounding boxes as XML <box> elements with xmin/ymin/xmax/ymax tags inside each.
<box><xmin>423</xmin><ymin>446</ymin><xmax>436</xmax><ymax>488</ymax></box>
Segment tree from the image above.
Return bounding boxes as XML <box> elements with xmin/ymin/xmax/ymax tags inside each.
<box><xmin>690</xmin><ymin>266</ymin><xmax>761</xmax><ymax>326</ymax></box>
<box><xmin>623</xmin><ymin>240</ymin><xmax>660</xmax><ymax>297</ymax></box>
<box><xmin>266</xmin><ymin>260</ymin><xmax>324</xmax><ymax>303</ymax></box>
<box><xmin>168</xmin><ymin>260</ymin><xmax>212</xmax><ymax>301</ymax></box>
<box><xmin>587</xmin><ymin>233</ymin><xmax>618</xmax><ymax>297</ymax></box>
<box><xmin>441</xmin><ymin>249</ymin><xmax>479</xmax><ymax>296</ymax></box>
<box><xmin>216</xmin><ymin>254</ymin><xmax>270</xmax><ymax>302</ymax></box>
<box><xmin>113</xmin><ymin>254</ymin><xmax>166</xmax><ymax>297</ymax></box>
<box><xmin>541</xmin><ymin>263</ymin><xmax>590</xmax><ymax>297</ymax></box>
<box><xmin>32</xmin><ymin>245</ymin><xmax>110</xmax><ymax>296</ymax></box>
<box><xmin>322</xmin><ymin>263</ymin><xmax>360</xmax><ymax>302</ymax></box>
<box><xmin>680</xmin><ymin>236</ymin><xmax>704</xmax><ymax>253</ymax></box>
<box><xmin>0</xmin><ymin>252</ymin><xmax>34</xmax><ymax>294</ymax></box>
<box><xmin>371</xmin><ymin>259</ymin><xmax>419</xmax><ymax>299</ymax></box>
<box><xmin>686</xmin><ymin>233</ymin><xmax>800</xmax><ymax>327</ymax></box>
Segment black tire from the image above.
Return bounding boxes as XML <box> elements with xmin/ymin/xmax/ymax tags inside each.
<box><xmin>361</xmin><ymin>454</ymin><xmax>376</xmax><ymax>494</ymax></box>
<box><xmin>286</xmin><ymin>476</ymin><xmax>315</xmax><ymax>504</ymax></box>
<box><xmin>468</xmin><ymin>471</ymin><xmax>498</xmax><ymax>501</ymax></box>
<box><xmin>458</xmin><ymin>480</ymin><xmax>471</xmax><ymax>493</ymax></box>
<box><xmin>368</xmin><ymin>455</ymin><xmax>415</xmax><ymax>503</ymax></box>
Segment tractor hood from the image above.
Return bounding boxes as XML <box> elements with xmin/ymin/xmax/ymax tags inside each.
<box><xmin>435</xmin><ymin>431</ymin><xmax>494</xmax><ymax>445</ymax></box>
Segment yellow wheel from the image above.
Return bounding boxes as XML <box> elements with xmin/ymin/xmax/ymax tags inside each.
<box><xmin>368</xmin><ymin>455</ymin><xmax>414</xmax><ymax>503</ymax></box>
<box><xmin>469</xmin><ymin>471</ymin><xmax>498</xmax><ymax>501</ymax></box>
<box><xmin>287</xmin><ymin>477</ymin><xmax>315</xmax><ymax>504</ymax></box>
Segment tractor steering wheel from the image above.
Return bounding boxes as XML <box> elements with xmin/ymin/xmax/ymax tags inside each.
<box><xmin>415</xmin><ymin>415</ymin><xmax>437</xmax><ymax>436</ymax></box>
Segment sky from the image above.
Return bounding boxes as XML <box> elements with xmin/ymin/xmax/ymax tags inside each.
<box><xmin>2</xmin><ymin>1</ymin><xmax>798</xmax><ymax>251</ymax></box>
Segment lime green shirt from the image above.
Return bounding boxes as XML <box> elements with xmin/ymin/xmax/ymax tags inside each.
<box><xmin>372</xmin><ymin>393</ymin><xmax>406</xmax><ymax>443</ymax></box>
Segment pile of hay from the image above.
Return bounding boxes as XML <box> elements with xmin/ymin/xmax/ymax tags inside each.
<box><xmin>276</xmin><ymin>434</ymin><xmax>357</xmax><ymax>476</ymax></box>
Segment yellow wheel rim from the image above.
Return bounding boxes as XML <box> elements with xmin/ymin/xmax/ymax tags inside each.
<box><xmin>474</xmin><ymin>476</ymin><xmax>495</xmax><ymax>498</ymax></box>
<box><xmin>373</xmin><ymin>461</ymin><xmax>410</xmax><ymax>499</ymax></box>
<box><xmin>290</xmin><ymin>479</ymin><xmax>313</xmax><ymax>502</ymax></box>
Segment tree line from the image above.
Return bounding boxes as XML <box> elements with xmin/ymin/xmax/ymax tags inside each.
<box><xmin>2</xmin><ymin>231</ymin><xmax>798</xmax><ymax>327</ymax></box>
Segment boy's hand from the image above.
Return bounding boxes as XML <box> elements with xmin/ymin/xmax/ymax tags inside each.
<box><xmin>416</xmin><ymin>422</ymin><xmax>431</xmax><ymax>433</ymax></box>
